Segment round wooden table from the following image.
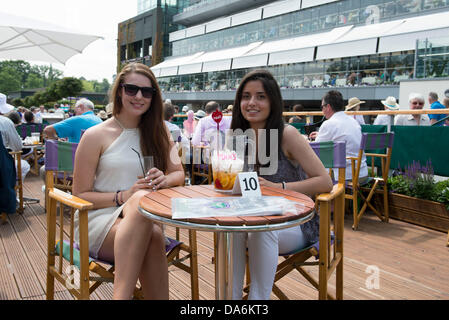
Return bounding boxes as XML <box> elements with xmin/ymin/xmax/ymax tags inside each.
<box><xmin>138</xmin><ymin>184</ymin><xmax>315</xmax><ymax>300</ymax></box>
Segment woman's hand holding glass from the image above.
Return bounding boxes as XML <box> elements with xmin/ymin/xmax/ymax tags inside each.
<box><xmin>145</xmin><ymin>167</ymin><xmax>167</xmax><ymax>191</ymax></box>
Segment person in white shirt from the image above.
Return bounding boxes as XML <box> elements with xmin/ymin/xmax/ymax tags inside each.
<box><xmin>191</xmin><ymin>101</ymin><xmax>232</xmax><ymax>147</ymax></box>
<box><xmin>394</xmin><ymin>93</ymin><xmax>430</xmax><ymax>126</ymax></box>
<box><xmin>309</xmin><ymin>90</ymin><xmax>367</xmax><ymax>180</ymax></box>
<box><xmin>373</xmin><ymin>96</ymin><xmax>400</xmax><ymax>126</ymax></box>
<box><xmin>345</xmin><ymin>97</ymin><xmax>366</xmax><ymax>125</ymax></box>
<box><xmin>163</xmin><ymin>103</ymin><xmax>190</xmax><ymax>153</ymax></box>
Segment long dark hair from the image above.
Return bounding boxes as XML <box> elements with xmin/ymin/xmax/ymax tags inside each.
<box><xmin>110</xmin><ymin>62</ymin><xmax>170</xmax><ymax>172</ymax></box>
<box><xmin>231</xmin><ymin>69</ymin><xmax>284</xmax><ymax>157</ymax></box>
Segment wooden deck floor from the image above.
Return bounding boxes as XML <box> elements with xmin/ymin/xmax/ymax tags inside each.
<box><xmin>1</xmin><ymin>175</ymin><xmax>448</xmax><ymax>300</ymax></box>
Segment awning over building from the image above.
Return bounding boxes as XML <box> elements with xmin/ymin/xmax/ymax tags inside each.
<box><xmin>153</xmin><ymin>11</ymin><xmax>449</xmax><ymax>77</ymax></box>
<box><xmin>378</xmin><ymin>11</ymin><xmax>449</xmax><ymax>53</ymax></box>
<box><xmin>151</xmin><ymin>51</ymin><xmax>204</xmax><ymax>77</ymax></box>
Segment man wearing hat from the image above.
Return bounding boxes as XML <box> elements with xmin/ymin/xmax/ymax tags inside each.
<box><xmin>394</xmin><ymin>93</ymin><xmax>430</xmax><ymax>126</ymax></box>
<box><xmin>345</xmin><ymin>97</ymin><xmax>365</xmax><ymax>125</ymax></box>
<box><xmin>97</xmin><ymin>110</ymin><xmax>108</xmax><ymax>121</ymax></box>
<box><xmin>105</xmin><ymin>103</ymin><xmax>113</xmax><ymax>118</ymax></box>
<box><xmin>194</xmin><ymin>109</ymin><xmax>206</xmax><ymax>120</ymax></box>
<box><xmin>182</xmin><ymin>105</ymin><xmax>190</xmax><ymax>113</ymax></box>
<box><xmin>373</xmin><ymin>96</ymin><xmax>400</xmax><ymax>126</ymax></box>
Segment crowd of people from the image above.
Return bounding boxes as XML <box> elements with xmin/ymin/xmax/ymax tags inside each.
<box><xmin>1</xmin><ymin>61</ymin><xmax>448</xmax><ymax>300</ymax></box>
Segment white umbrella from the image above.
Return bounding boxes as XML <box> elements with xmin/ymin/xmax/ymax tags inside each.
<box><xmin>0</xmin><ymin>11</ymin><xmax>103</xmax><ymax>65</ymax></box>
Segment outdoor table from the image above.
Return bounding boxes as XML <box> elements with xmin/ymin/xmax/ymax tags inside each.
<box><xmin>22</xmin><ymin>142</ymin><xmax>44</xmax><ymax>176</ymax></box>
<box><xmin>138</xmin><ymin>184</ymin><xmax>315</xmax><ymax>299</ymax></box>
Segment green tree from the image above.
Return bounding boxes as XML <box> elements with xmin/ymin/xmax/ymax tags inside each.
<box><xmin>0</xmin><ymin>60</ymin><xmax>32</xmax><ymax>85</ymax></box>
<box><xmin>99</xmin><ymin>79</ymin><xmax>111</xmax><ymax>93</ymax></box>
<box><xmin>0</xmin><ymin>67</ymin><xmax>21</xmax><ymax>94</ymax></box>
<box><xmin>25</xmin><ymin>73</ymin><xmax>44</xmax><ymax>89</ymax></box>
<box><xmin>81</xmin><ymin>79</ymin><xmax>94</xmax><ymax>92</ymax></box>
<box><xmin>58</xmin><ymin>77</ymin><xmax>83</xmax><ymax>98</ymax></box>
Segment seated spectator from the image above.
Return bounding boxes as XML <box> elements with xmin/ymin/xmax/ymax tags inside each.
<box><xmin>97</xmin><ymin>110</ymin><xmax>108</xmax><ymax>121</ymax></box>
<box><xmin>183</xmin><ymin>110</ymin><xmax>197</xmax><ymax>138</ymax></box>
<box><xmin>288</xmin><ymin>104</ymin><xmax>306</xmax><ymax>124</ymax></box>
<box><xmin>394</xmin><ymin>93</ymin><xmax>430</xmax><ymax>126</ymax></box>
<box><xmin>345</xmin><ymin>97</ymin><xmax>365</xmax><ymax>125</ymax></box>
<box><xmin>0</xmin><ymin>113</ymin><xmax>30</xmax><ymax>182</ymax></box>
<box><xmin>229</xmin><ymin>69</ymin><xmax>332</xmax><ymax>300</ymax></box>
<box><xmin>163</xmin><ymin>102</ymin><xmax>189</xmax><ymax>145</ymax></box>
<box><xmin>309</xmin><ymin>90</ymin><xmax>367</xmax><ymax>180</ymax></box>
<box><xmin>194</xmin><ymin>109</ymin><xmax>206</xmax><ymax>120</ymax></box>
<box><xmin>34</xmin><ymin>105</ymin><xmax>46</xmax><ymax>124</ymax></box>
<box><xmin>428</xmin><ymin>92</ymin><xmax>447</xmax><ymax>126</ymax></box>
<box><xmin>191</xmin><ymin>101</ymin><xmax>232</xmax><ymax>147</ymax></box>
<box><xmin>23</xmin><ymin>111</ymin><xmax>35</xmax><ymax>125</ymax></box>
<box><xmin>374</xmin><ymin>96</ymin><xmax>400</xmax><ymax>126</ymax></box>
<box><xmin>105</xmin><ymin>103</ymin><xmax>113</xmax><ymax>119</ymax></box>
<box><xmin>43</xmin><ymin>98</ymin><xmax>102</xmax><ymax>143</ymax></box>
<box><xmin>443</xmin><ymin>97</ymin><xmax>449</xmax><ymax>126</ymax></box>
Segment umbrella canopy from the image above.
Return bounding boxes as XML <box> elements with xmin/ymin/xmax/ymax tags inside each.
<box><xmin>0</xmin><ymin>11</ymin><xmax>103</xmax><ymax>65</ymax></box>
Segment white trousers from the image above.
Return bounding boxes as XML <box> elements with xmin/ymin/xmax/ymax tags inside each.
<box><xmin>232</xmin><ymin>225</ymin><xmax>308</xmax><ymax>300</ymax></box>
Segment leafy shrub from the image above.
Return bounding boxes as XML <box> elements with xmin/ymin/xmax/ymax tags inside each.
<box><xmin>387</xmin><ymin>160</ymin><xmax>449</xmax><ymax>210</ymax></box>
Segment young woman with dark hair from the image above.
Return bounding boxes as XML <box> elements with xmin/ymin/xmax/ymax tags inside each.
<box><xmin>230</xmin><ymin>69</ymin><xmax>332</xmax><ymax>300</ymax></box>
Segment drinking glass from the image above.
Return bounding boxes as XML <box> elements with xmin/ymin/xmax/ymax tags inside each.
<box><xmin>143</xmin><ymin>156</ymin><xmax>154</xmax><ymax>178</ymax></box>
<box><xmin>31</xmin><ymin>132</ymin><xmax>40</xmax><ymax>144</ymax></box>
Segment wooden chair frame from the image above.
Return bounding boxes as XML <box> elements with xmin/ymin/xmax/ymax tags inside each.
<box><xmin>345</xmin><ymin>132</ymin><xmax>394</xmax><ymax>230</ymax></box>
<box><xmin>191</xmin><ymin>145</ymin><xmax>212</xmax><ymax>185</ymax></box>
<box><xmin>243</xmin><ymin>141</ymin><xmax>346</xmax><ymax>300</ymax></box>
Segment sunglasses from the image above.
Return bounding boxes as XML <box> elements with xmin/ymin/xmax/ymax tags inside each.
<box><xmin>411</xmin><ymin>101</ymin><xmax>424</xmax><ymax>105</ymax></box>
<box><xmin>121</xmin><ymin>83</ymin><xmax>156</xmax><ymax>98</ymax></box>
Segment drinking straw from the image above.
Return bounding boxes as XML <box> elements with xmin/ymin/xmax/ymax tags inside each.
<box><xmin>131</xmin><ymin>147</ymin><xmax>146</xmax><ymax>177</ymax></box>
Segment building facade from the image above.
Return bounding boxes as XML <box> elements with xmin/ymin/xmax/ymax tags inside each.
<box><xmin>123</xmin><ymin>0</ymin><xmax>449</xmax><ymax>109</ymax></box>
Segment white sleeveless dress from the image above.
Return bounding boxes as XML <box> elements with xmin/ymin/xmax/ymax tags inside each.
<box><xmin>74</xmin><ymin>126</ymin><xmax>144</xmax><ymax>258</ymax></box>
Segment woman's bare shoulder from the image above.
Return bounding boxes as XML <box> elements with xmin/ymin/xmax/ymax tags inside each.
<box><xmin>282</xmin><ymin>124</ymin><xmax>310</xmax><ymax>158</ymax></box>
<box><xmin>80</xmin><ymin>119</ymin><xmax>121</xmax><ymax>152</ymax></box>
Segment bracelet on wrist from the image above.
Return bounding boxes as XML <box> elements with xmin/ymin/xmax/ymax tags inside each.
<box><xmin>119</xmin><ymin>190</ymin><xmax>124</xmax><ymax>205</ymax></box>
<box><xmin>114</xmin><ymin>190</ymin><xmax>121</xmax><ymax>207</ymax></box>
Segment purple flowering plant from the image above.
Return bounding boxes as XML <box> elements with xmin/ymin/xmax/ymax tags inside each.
<box><xmin>388</xmin><ymin>160</ymin><xmax>449</xmax><ymax>209</ymax></box>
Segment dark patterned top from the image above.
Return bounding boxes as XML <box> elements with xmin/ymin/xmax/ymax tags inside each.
<box><xmin>259</xmin><ymin>149</ymin><xmax>319</xmax><ymax>245</ymax></box>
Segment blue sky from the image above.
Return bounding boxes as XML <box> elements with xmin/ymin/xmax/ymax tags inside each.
<box><xmin>2</xmin><ymin>0</ymin><xmax>137</xmax><ymax>83</ymax></box>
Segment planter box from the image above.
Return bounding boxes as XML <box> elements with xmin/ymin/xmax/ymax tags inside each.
<box><xmin>374</xmin><ymin>192</ymin><xmax>449</xmax><ymax>233</ymax></box>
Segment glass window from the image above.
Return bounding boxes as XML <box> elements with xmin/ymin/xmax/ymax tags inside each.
<box><xmin>320</xmin><ymin>3</ymin><xmax>338</xmax><ymax>30</ymax></box>
<box><xmin>263</xmin><ymin>16</ymin><xmax>280</xmax><ymax>40</ymax></box>
<box><xmin>310</xmin><ymin>8</ymin><xmax>320</xmax><ymax>32</ymax></box>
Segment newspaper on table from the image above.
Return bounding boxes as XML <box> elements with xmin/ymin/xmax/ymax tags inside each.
<box><xmin>171</xmin><ymin>196</ymin><xmax>304</xmax><ymax>219</ymax></box>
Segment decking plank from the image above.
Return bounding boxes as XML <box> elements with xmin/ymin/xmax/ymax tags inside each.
<box><xmin>0</xmin><ymin>212</ymin><xmax>44</xmax><ymax>298</ymax></box>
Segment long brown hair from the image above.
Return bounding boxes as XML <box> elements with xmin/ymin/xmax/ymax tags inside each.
<box><xmin>110</xmin><ymin>63</ymin><xmax>170</xmax><ymax>172</ymax></box>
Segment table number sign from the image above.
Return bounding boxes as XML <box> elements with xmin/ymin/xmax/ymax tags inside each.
<box><xmin>232</xmin><ymin>171</ymin><xmax>261</xmax><ymax>197</ymax></box>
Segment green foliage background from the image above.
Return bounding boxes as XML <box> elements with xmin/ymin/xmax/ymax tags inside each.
<box><xmin>0</xmin><ymin>60</ymin><xmax>111</xmax><ymax>107</ymax></box>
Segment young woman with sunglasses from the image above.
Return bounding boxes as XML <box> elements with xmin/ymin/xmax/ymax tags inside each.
<box><xmin>72</xmin><ymin>62</ymin><xmax>184</xmax><ymax>299</ymax></box>
<box><xmin>230</xmin><ymin>69</ymin><xmax>333</xmax><ymax>300</ymax></box>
